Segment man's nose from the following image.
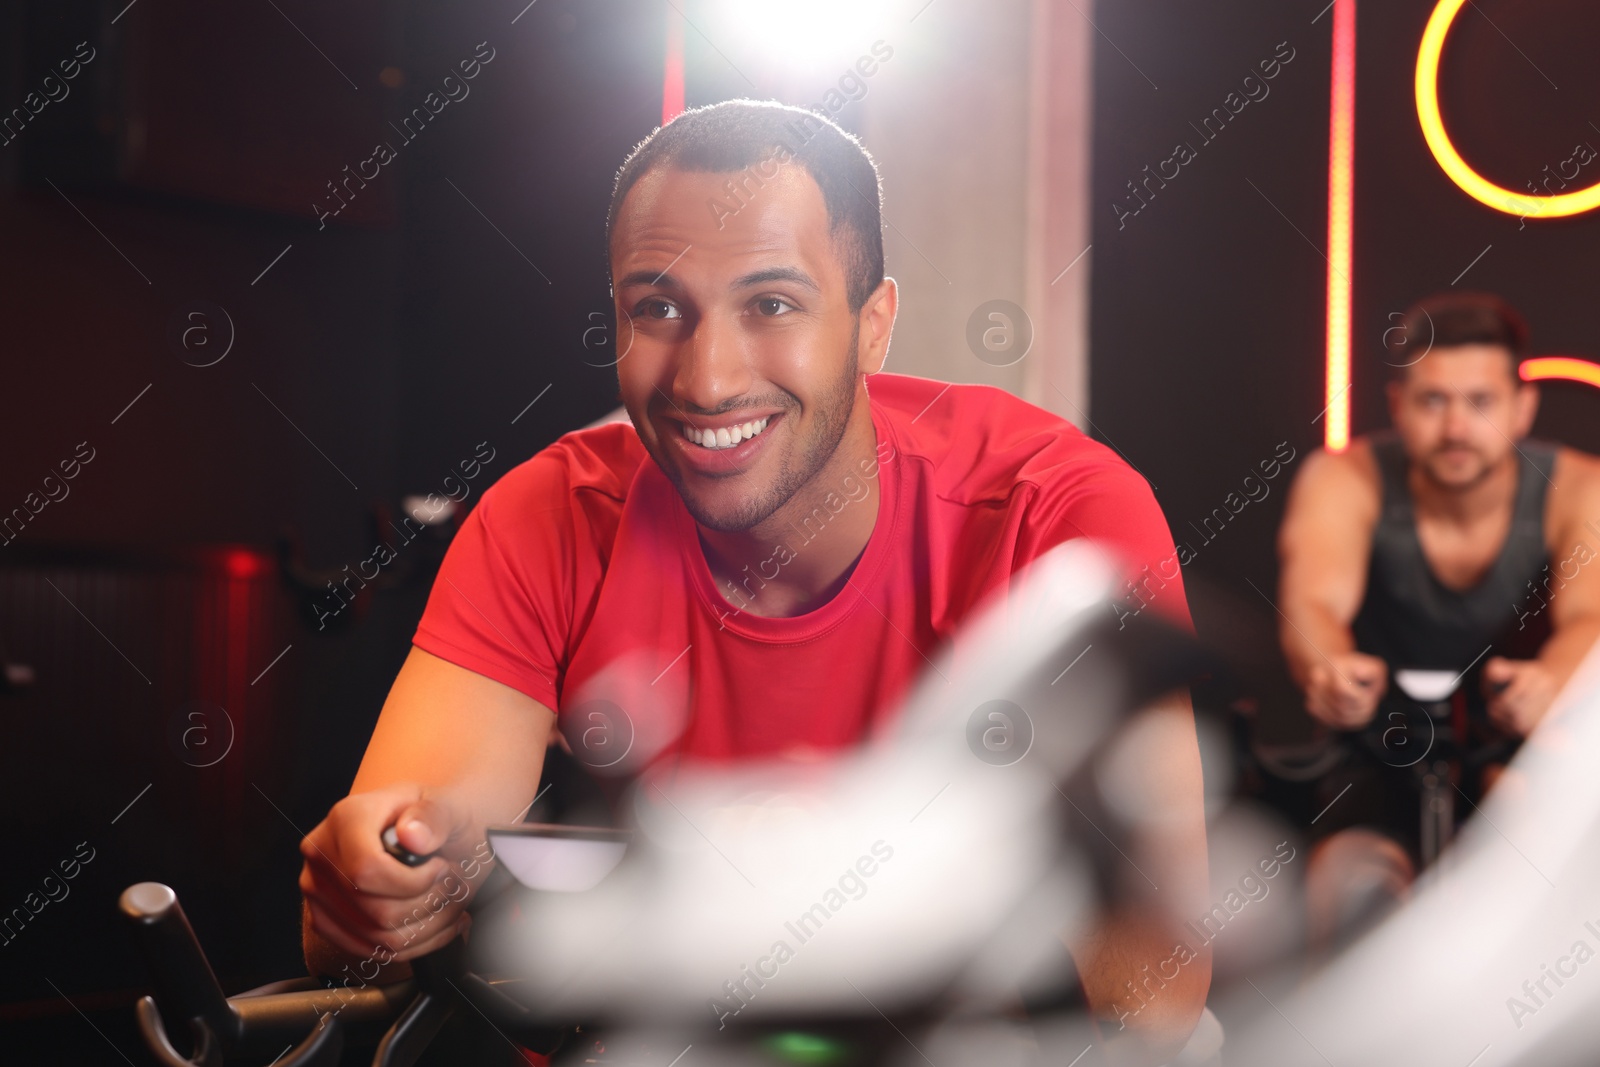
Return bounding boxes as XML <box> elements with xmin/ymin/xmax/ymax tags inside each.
<box><xmin>672</xmin><ymin>313</ymin><xmax>751</xmax><ymax>413</ymax></box>
<box><xmin>1444</xmin><ymin>395</ymin><xmax>1478</xmax><ymax>436</ymax></box>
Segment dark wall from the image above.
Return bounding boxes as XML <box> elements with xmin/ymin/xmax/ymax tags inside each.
<box><xmin>2</xmin><ymin>0</ymin><xmax>658</xmax><ymax>560</ymax></box>
<box><xmin>390</xmin><ymin>1</ymin><xmax>665</xmax><ymax>485</ymax></box>
<box><xmin>1089</xmin><ymin>0</ymin><xmax>1600</xmax><ymax>730</ymax></box>
<box><xmin>0</xmin><ymin>1</ymin><xmax>657</xmax><ymax>1060</ymax></box>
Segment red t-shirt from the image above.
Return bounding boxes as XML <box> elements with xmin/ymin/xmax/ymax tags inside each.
<box><xmin>413</xmin><ymin>373</ymin><xmax>1189</xmax><ymax>764</ymax></box>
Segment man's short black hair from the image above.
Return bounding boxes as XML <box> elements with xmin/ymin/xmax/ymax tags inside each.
<box><xmin>607</xmin><ymin>99</ymin><xmax>885</xmax><ymax>314</ymax></box>
<box><xmin>1385</xmin><ymin>291</ymin><xmax>1530</xmax><ymax>377</ymax></box>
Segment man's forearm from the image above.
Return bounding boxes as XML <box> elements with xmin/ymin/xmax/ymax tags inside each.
<box><xmin>1280</xmin><ymin>602</ymin><xmax>1357</xmax><ymax>689</ymax></box>
<box><xmin>1539</xmin><ymin>614</ymin><xmax>1600</xmax><ymax>689</ymax></box>
<box><xmin>1070</xmin><ymin>909</ymin><xmax>1212</xmax><ymax>1064</ymax></box>
<box><xmin>1064</xmin><ymin>689</ymin><xmax>1211</xmax><ymax>1063</ymax></box>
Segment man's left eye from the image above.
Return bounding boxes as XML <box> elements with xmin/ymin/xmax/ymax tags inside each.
<box><xmin>753</xmin><ymin>297</ymin><xmax>797</xmax><ymax>317</ymax></box>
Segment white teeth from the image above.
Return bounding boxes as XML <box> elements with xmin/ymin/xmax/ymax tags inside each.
<box><xmin>681</xmin><ymin>416</ymin><xmax>771</xmax><ymax>450</ymax></box>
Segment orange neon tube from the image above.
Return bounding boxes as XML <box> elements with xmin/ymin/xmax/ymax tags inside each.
<box><xmin>1521</xmin><ymin>357</ymin><xmax>1600</xmax><ymax>389</ymax></box>
<box><xmin>1325</xmin><ymin>0</ymin><xmax>1356</xmax><ymax>452</ymax></box>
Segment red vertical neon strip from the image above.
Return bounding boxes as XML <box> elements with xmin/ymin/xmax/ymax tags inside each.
<box><xmin>224</xmin><ymin>568</ymin><xmax>250</xmax><ymax>817</ymax></box>
<box><xmin>1325</xmin><ymin>0</ymin><xmax>1356</xmax><ymax>451</ymax></box>
<box><xmin>663</xmin><ymin>4</ymin><xmax>685</xmax><ymax>126</ymax></box>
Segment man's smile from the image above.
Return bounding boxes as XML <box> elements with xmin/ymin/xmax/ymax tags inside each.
<box><xmin>680</xmin><ymin>415</ymin><xmax>773</xmax><ymax>450</ymax></box>
<box><xmin>664</xmin><ymin>411</ymin><xmax>786</xmax><ymax>478</ymax></box>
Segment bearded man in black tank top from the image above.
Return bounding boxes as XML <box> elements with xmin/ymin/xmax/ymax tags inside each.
<box><xmin>1275</xmin><ymin>292</ymin><xmax>1600</xmax><ymax>949</ymax></box>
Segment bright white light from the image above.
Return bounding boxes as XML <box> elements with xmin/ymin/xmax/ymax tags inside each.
<box><xmin>403</xmin><ymin>494</ymin><xmax>455</xmax><ymax>525</ymax></box>
<box><xmin>709</xmin><ymin>0</ymin><xmax>894</xmax><ymax>76</ymax></box>
<box><xmin>1394</xmin><ymin>668</ymin><xmax>1458</xmax><ymax>702</ymax></box>
<box><xmin>489</xmin><ymin>831</ymin><xmax>628</xmax><ymax>892</ymax></box>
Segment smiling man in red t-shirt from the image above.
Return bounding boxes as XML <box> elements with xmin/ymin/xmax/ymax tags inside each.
<box><xmin>299</xmin><ymin>99</ymin><xmax>1209</xmax><ymax>1060</ymax></box>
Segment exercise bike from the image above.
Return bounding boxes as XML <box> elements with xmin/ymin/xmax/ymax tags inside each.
<box><xmin>1242</xmin><ymin>654</ymin><xmax>1517</xmax><ymax>871</ymax></box>
<box><xmin>1356</xmin><ymin>660</ymin><xmax>1521</xmax><ymax>868</ymax></box>
<box><xmin>120</xmin><ymin>543</ymin><xmax>1224</xmax><ymax>1067</ymax></box>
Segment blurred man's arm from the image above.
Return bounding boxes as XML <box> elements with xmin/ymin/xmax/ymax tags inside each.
<box><xmin>1068</xmin><ymin>688</ymin><xmax>1212</xmax><ymax>1066</ymax></box>
<box><xmin>300</xmin><ymin>647</ymin><xmax>554</xmax><ymax>980</ymax></box>
<box><xmin>1486</xmin><ymin>455</ymin><xmax>1600</xmax><ymax>735</ymax></box>
<box><xmin>1277</xmin><ymin>447</ymin><xmax>1387</xmax><ymax>728</ymax></box>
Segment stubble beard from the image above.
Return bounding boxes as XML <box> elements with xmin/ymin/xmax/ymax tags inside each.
<box><xmin>662</xmin><ymin>323</ymin><xmax>862</xmax><ymax>534</ymax></box>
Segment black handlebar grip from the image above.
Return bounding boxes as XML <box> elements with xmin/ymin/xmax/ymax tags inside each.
<box><xmin>381</xmin><ymin>825</ymin><xmax>436</xmax><ymax>867</ymax></box>
<box><xmin>119</xmin><ymin>882</ymin><xmax>239</xmax><ymax>1049</ymax></box>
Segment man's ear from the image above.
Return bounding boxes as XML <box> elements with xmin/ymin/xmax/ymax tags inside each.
<box><xmin>857</xmin><ymin>277</ymin><xmax>898</xmax><ymax>376</ymax></box>
<box><xmin>1385</xmin><ymin>378</ymin><xmax>1404</xmax><ymax>426</ymax></box>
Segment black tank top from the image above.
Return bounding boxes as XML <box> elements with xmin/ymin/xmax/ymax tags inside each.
<box><xmin>1352</xmin><ymin>432</ymin><xmax>1556</xmax><ymax>702</ymax></box>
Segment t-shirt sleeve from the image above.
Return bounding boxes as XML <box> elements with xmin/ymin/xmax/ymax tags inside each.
<box><xmin>412</xmin><ymin>456</ymin><xmax>584</xmax><ymax>711</ymax></box>
<box><xmin>1016</xmin><ymin>455</ymin><xmax>1194</xmax><ymax>634</ymax></box>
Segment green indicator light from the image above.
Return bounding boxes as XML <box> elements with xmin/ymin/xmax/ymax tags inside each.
<box><xmin>761</xmin><ymin>1030</ymin><xmax>850</xmax><ymax>1064</ymax></box>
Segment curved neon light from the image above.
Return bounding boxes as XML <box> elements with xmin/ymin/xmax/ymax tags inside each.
<box><xmin>1417</xmin><ymin>0</ymin><xmax>1600</xmax><ymax>219</ymax></box>
<box><xmin>1521</xmin><ymin>357</ymin><xmax>1600</xmax><ymax>389</ymax></box>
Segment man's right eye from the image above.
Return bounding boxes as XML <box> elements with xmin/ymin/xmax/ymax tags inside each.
<box><xmin>634</xmin><ymin>298</ymin><xmax>682</xmax><ymax>320</ymax></box>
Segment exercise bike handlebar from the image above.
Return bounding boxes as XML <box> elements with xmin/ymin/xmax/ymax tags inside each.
<box><xmin>120</xmin><ymin>880</ymin><xmax>425</xmax><ymax>1067</ymax></box>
